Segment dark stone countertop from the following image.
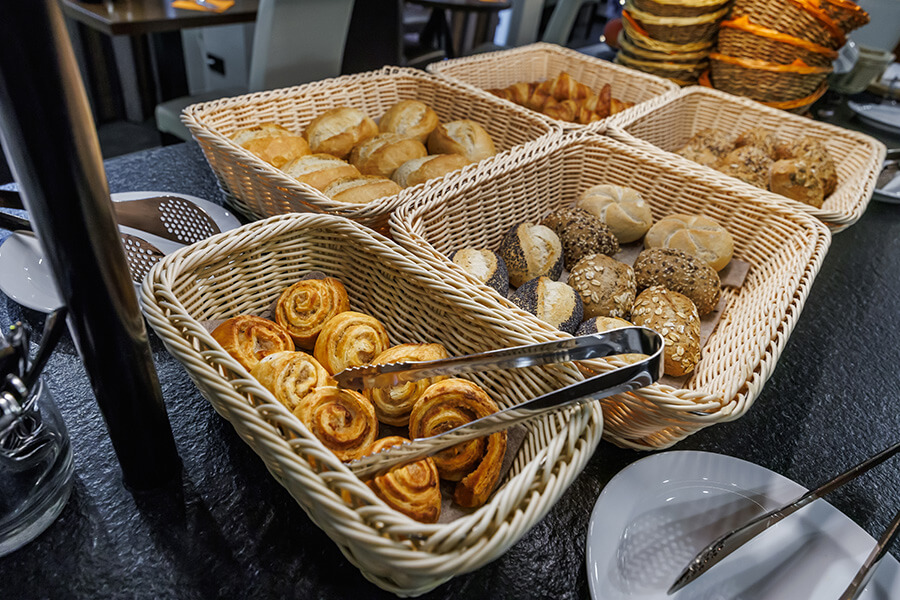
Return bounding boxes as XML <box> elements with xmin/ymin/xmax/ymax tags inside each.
<box><xmin>1</xmin><ymin>137</ymin><xmax>900</xmax><ymax>600</ymax></box>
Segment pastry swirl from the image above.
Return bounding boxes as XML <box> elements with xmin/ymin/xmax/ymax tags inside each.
<box><xmin>409</xmin><ymin>378</ymin><xmax>507</xmax><ymax>508</ymax></box>
<box><xmin>275</xmin><ymin>277</ymin><xmax>350</xmax><ymax>350</ymax></box>
<box><xmin>250</xmin><ymin>351</ymin><xmax>335</xmax><ymax>412</ymax></box>
<box><xmin>364</xmin><ymin>436</ymin><xmax>441</xmax><ymax>523</ymax></box>
<box><xmin>313</xmin><ymin>311</ymin><xmax>390</xmax><ymax>375</ymax></box>
<box><xmin>211</xmin><ymin>314</ymin><xmax>294</xmax><ymax>372</ymax></box>
<box><xmin>294</xmin><ymin>386</ymin><xmax>378</xmax><ymax>461</ymax></box>
<box><xmin>365</xmin><ymin>343</ymin><xmax>450</xmax><ymax>427</ymax></box>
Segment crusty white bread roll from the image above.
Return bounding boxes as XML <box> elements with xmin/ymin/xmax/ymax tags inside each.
<box><xmin>322</xmin><ymin>175</ymin><xmax>402</xmax><ymax>204</ymax></box>
<box><xmin>304</xmin><ymin>107</ymin><xmax>378</xmax><ymax>159</ymax></box>
<box><xmin>497</xmin><ymin>222</ymin><xmax>564</xmax><ymax>288</ymax></box>
<box><xmin>230</xmin><ymin>122</ymin><xmax>311</xmax><ymax>168</ymax></box>
<box><xmin>349</xmin><ymin>133</ymin><xmax>428</xmax><ymax>178</ymax></box>
<box><xmin>575</xmin><ymin>184</ymin><xmax>654</xmax><ymax>244</ymax></box>
<box><xmin>426</xmin><ymin>120</ymin><xmax>496</xmax><ymax>163</ymax></box>
<box><xmin>510</xmin><ymin>276</ymin><xmax>583</xmax><ymax>334</ymax></box>
<box><xmin>391</xmin><ymin>153</ymin><xmax>470</xmax><ymax>188</ymax></box>
<box><xmin>281</xmin><ymin>154</ymin><xmax>361</xmax><ymax>191</ymax></box>
<box><xmin>643</xmin><ymin>214</ymin><xmax>734</xmax><ymax>271</ymax></box>
<box><xmin>450</xmin><ymin>247</ymin><xmax>509</xmax><ymax>297</ymax></box>
<box><xmin>378</xmin><ymin>99</ymin><xmax>440</xmax><ymax>144</ymax></box>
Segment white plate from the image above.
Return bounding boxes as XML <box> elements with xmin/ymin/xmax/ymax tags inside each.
<box><xmin>848</xmin><ymin>101</ymin><xmax>900</xmax><ymax>136</ymax></box>
<box><xmin>586</xmin><ymin>451</ymin><xmax>900</xmax><ymax>600</ymax></box>
<box><xmin>0</xmin><ymin>191</ymin><xmax>240</xmax><ymax>313</ymax></box>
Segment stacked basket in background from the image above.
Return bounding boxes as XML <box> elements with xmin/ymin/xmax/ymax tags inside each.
<box><xmin>617</xmin><ymin>0</ymin><xmax>735</xmax><ymax>85</ymax></box>
<box><xmin>710</xmin><ymin>0</ymin><xmax>870</xmax><ymax>111</ymax></box>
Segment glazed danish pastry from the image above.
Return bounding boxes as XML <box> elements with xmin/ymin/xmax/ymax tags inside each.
<box><xmin>294</xmin><ymin>386</ymin><xmax>378</xmax><ymax>462</ymax></box>
<box><xmin>250</xmin><ymin>351</ymin><xmax>335</xmax><ymax>412</ymax></box>
<box><xmin>313</xmin><ymin>311</ymin><xmax>391</xmax><ymax>375</ymax></box>
<box><xmin>365</xmin><ymin>343</ymin><xmax>450</xmax><ymax>427</ymax></box>
<box><xmin>275</xmin><ymin>277</ymin><xmax>351</xmax><ymax>349</ymax></box>
<box><xmin>409</xmin><ymin>378</ymin><xmax>507</xmax><ymax>508</ymax></box>
<box><xmin>211</xmin><ymin>314</ymin><xmax>294</xmax><ymax>372</ymax></box>
<box><xmin>363</xmin><ymin>436</ymin><xmax>441</xmax><ymax>523</ymax></box>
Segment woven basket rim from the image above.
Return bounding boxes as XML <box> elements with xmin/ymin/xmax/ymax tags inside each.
<box><xmin>626</xmin><ymin>1</ymin><xmax>731</xmax><ymax>25</ymax></box>
<box><xmin>622</xmin><ymin>12</ymin><xmax>717</xmax><ymax>50</ymax></box>
<box><xmin>720</xmin><ymin>15</ymin><xmax>839</xmax><ymax>57</ymax></box>
<box><xmin>709</xmin><ymin>53</ymin><xmax>833</xmax><ymax>74</ymax></box>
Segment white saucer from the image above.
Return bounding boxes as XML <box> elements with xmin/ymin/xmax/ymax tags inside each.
<box><xmin>848</xmin><ymin>101</ymin><xmax>900</xmax><ymax>136</ymax></box>
<box><xmin>586</xmin><ymin>450</ymin><xmax>900</xmax><ymax>600</ymax></box>
<box><xmin>0</xmin><ymin>191</ymin><xmax>240</xmax><ymax>313</ymax></box>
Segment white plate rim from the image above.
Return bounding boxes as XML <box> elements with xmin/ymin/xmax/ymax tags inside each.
<box><xmin>848</xmin><ymin>100</ymin><xmax>900</xmax><ymax>135</ymax></box>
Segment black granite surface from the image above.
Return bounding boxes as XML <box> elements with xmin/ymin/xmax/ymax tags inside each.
<box><xmin>1</xmin><ymin>138</ymin><xmax>900</xmax><ymax>599</ymax></box>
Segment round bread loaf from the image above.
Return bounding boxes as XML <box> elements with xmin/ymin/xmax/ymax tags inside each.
<box><xmin>282</xmin><ymin>154</ymin><xmax>361</xmax><ymax>191</ymax></box>
<box><xmin>497</xmin><ymin>222</ymin><xmax>564</xmax><ymax>288</ymax></box>
<box><xmin>575</xmin><ymin>184</ymin><xmax>654</xmax><ymax>244</ymax></box>
<box><xmin>378</xmin><ymin>100</ymin><xmax>440</xmax><ymax>144</ymax></box>
<box><xmin>643</xmin><ymin>214</ymin><xmax>734</xmax><ymax>271</ymax></box>
<box><xmin>230</xmin><ymin>122</ymin><xmax>310</xmax><ymax>168</ymax></box>
<box><xmin>567</xmin><ymin>254</ymin><xmax>636</xmax><ymax>319</ymax></box>
<box><xmin>633</xmin><ymin>247</ymin><xmax>721</xmax><ymax>315</ymax></box>
<box><xmin>450</xmin><ymin>247</ymin><xmax>510</xmax><ymax>297</ymax></box>
<box><xmin>304</xmin><ymin>107</ymin><xmax>378</xmax><ymax>159</ymax></box>
<box><xmin>541</xmin><ymin>206</ymin><xmax>618</xmax><ymax>269</ymax></box>
<box><xmin>322</xmin><ymin>175</ymin><xmax>402</xmax><ymax>204</ymax></box>
<box><xmin>510</xmin><ymin>276</ymin><xmax>583</xmax><ymax>334</ymax></box>
<box><xmin>392</xmin><ymin>153</ymin><xmax>470</xmax><ymax>188</ymax></box>
<box><xmin>427</xmin><ymin>120</ymin><xmax>496</xmax><ymax>163</ymax></box>
<box><xmin>630</xmin><ymin>285</ymin><xmax>700</xmax><ymax>376</ymax></box>
<box><xmin>349</xmin><ymin>133</ymin><xmax>428</xmax><ymax>178</ymax></box>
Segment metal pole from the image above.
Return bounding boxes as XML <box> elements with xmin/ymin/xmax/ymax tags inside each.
<box><xmin>0</xmin><ymin>0</ymin><xmax>180</xmax><ymax>489</ymax></box>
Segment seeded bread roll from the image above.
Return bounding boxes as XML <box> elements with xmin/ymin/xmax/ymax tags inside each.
<box><xmin>631</xmin><ymin>285</ymin><xmax>700</xmax><ymax>376</ymax></box>
<box><xmin>378</xmin><ymin>100</ymin><xmax>440</xmax><ymax>144</ymax></box>
<box><xmin>322</xmin><ymin>175</ymin><xmax>402</xmax><ymax>204</ymax></box>
<box><xmin>633</xmin><ymin>247</ymin><xmax>721</xmax><ymax>315</ymax></box>
<box><xmin>716</xmin><ymin>145</ymin><xmax>772</xmax><ymax>189</ymax></box>
<box><xmin>575</xmin><ymin>184</ymin><xmax>654</xmax><ymax>244</ymax></box>
<box><xmin>450</xmin><ymin>248</ymin><xmax>510</xmax><ymax>297</ymax></box>
<box><xmin>392</xmin><ymin>154</ymin><xmax>470</xmax><ymax>188</ymax></box>
<box><xmin>497</xmin><ymin>222</ymin><xmax>564</xmax><ymax>288</ymax></box>
<box><xmin>541</xmin><ymin>207</ymin><xmax>618</xmax><ymax>269</ymax></box>
<box><xmin>349</xmin><ymin>133</ymin><xmax>428</xmax><ymax>178</ymax></box>
<box><xmin>677</xmin><ymin>129</ymin><xmax>737</xmax><ymax>159</ymax></box>
<box><xmin>304</xmin><ymin>107</ymin><xmax>378</xmax><ymax>159</ymax></box>
<box><xmin>282</xmin><ymin>154</ymin><xmax>361</xmax><ymax>191</ymax></box>
<box><xmin>643</xmin><ymin>214</ymin><xmax>734</xmax><ymax>271</ymax></box>
<box><xmin>734</xmin><ymin>127</ymin><xmax>779</xmax><ymax>159</ymax></box>
<box><xmin>769</xmin><ymin>159</ymin><xmax>826</xmax><ymax>208</ymax></box>
<box><xmin>510</xmin><ymin>276</ymin><xmax>583</xmax><ymax>334</ymax></box>
<box><xmin>567</xmin><ymin>254</ymin><xmax>636</xmax><ymax>319</ymax></box>
<box><xmin>230</xmin><ymin>122</ymin><xmax>311</xmax><ymax>168</ymax></box>
<box><xmin>427</xmin><ymin>120</ymin><xmax>496</xmax><ymax>163</ymax></box>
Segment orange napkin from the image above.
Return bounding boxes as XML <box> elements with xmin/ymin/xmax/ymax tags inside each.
<box><xmin>171</xmin><ymin>0</ymin><xmax>233</xmax><ymax>13</ymax></box>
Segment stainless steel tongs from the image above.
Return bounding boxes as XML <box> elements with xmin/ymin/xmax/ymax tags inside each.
<box><xmin>333</xmin><ymin>327</ymin><xmax>664</xmax><ymax>478</ymax></box>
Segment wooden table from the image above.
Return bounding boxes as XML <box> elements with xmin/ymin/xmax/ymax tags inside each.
<box><xmin>408</xmin><ymin>0</ymin><xmax>511</xmax><ymax>58</ymax></box>
<box><xmin>59</xmin><ymin>0</ymin><xmax>258</xmax><ymax>36</ymax></box>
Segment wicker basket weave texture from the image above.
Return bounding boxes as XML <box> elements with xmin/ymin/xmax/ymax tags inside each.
<box><xmin>140</xmin><ymin>212</ymin><xmax>606</xmax><ymax>596</ymax></box>
<box><xmin>426</xmin><ymin>42</ymin><xmax>680</xmax><ymax>129</ymax></box>
<box><xmin>626</xmin><ymin>2</ymin><xmax>732</xmax><ymax>44</ymax></box>
<box><xmin>607</xmin><ymin>86</ymin><xmax>887</xmax><ymax>232</ymax></box>
<box><xmin>181</xmin><ymin>66</ymin><xmax>558</xmax><ymax>233</ymax></box>
<box><xmin>709</xmin><ymin>58</ymin><xmax>830</xmax><ymax>102</ymax></box>
<box><xmin>730</xmin><ymin>0</ymin><xmax>845</xmax><ymax>48</ymax></box>
<box><xmin>389</xmin><ymin>131</ymin><xmax>831</xmax><ymax>450</ymax></box>
<box><xmin>716</xmin><ymin>27</ymin><xmax>837</xmax><ymax>68</ymax></box>
<box><xmin>632</xmin><ymin>0</ymin><xmax>732</xmax><ymax>17</ymax></box>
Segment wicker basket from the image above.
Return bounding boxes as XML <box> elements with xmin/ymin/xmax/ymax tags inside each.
<box><xmin>819</xmin><ymin>0</ymin><xmax>870</xmax><ymax>34</ymax></box>
<box><xmin>620</xmin><ymin>32</ymin><xmax>712</xmax><ymax>63</ymax></box>
<box><xmin>389</xmin><ymin>131</ymin><xmax>831</xmax><ymax>450</ymax></box>
<box><xmin>181</xmin><ymin>66</ymin><xmax>558</xmax><ymax>233</ymax></box>
<box><xmin>632</xmin><ymin>0</ymin><xmax>732</xmax><ymax>18</ymax></box>
<box><xmin>625</xmin><ymin>2</ymin><xmax>731</xmax><ymax>44</ymax></box>
<box><xmin>617</xmin><ymin>51</ymin><xmax>709</xmax><ymax>85</ymax></box>
<box><xmin>140</xmin><ymin>212</ymin><xmax>605</xmax><ymax>596</ymax></box>
<box><xmin>709</xmin><ymin>53</ymin><xmax>831</xmax><ymax>103</ymax></box>
<box><xmin>717</xmin><ymin>16</ymin><xmax>839</xmax><ymax>68</ymax></box>
<box><xmin>607</xmin><ymin>86</ymin><xmax>887</xmax><ymax>231</ymax></box>
<box><xmin>698</xmin><ymin>69</ymin><xmax>830</xmax><ymax>113</ymax></box>
<box><xmin>730</xmin><ymin>0</ymin><xmax>846</xmax><ymax>49</ymax></box>
<box><xmin>426</xmin><ymin>42</ymin><xmax>680</xmax><ymax>129</ymax></box>
<box><xmin>622</xmin><ymin>11</ymin><xmax>716</xmax><ymax>52</ymax></box>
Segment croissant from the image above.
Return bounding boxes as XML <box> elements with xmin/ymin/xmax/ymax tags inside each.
<box><xmin>294</xmin><ymin>386</ymin><xmax>378</xmax><ymax>461</ymax></box>
<box><xmin>364</xmin><ymin>436</ymin><xmax>441</xmax><ymax>523</ymax></box>
<box><xmin>491</xmin><ymin>75</ymin><xmax>632</xmax><ymax>124</ymax></box>
<box><xmin>211</xmin><ymin>314</ymin><xmax>294</xmax><ymax>372</ymax></box>
<box><xmin>313</xmin><ymin>311</ymin><xmax>390</xmax><ymax>375</ymax></box>
<box><xmin>365</xmin><ymin>343</ymin><xmax>450</xmax><ymax>426</ymax></box>
<box><xmin>250</xmin><ymin>350</ymin><xmax>335</xmax><ymax>412</ymax></box>
<box><xmin>275</xmin><ymin>276</ymin><xmax>350</xmax><ymax>350</ymax></box>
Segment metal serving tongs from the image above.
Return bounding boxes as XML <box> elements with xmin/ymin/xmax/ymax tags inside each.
<box><xmin>333</xmin><ymin>327</ymin><xmax>664</xmax><ymax>479</ymax></box>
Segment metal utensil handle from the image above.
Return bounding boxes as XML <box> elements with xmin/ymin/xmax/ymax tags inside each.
<box><xmin>0</xmin><ymin>210</ymin><xmax>32</xmax><ymax>232</ymax></box>
<box><xmin>840</xmin><ymin>508</ymin><xmax>900</xmax><ymax>600</ymax></box>
<box><xmin>335</xmin><ymin>328</ymin><xmax>653</xmax><ymax>390</ymax></box>
<box><xmin>345</xmin><ymin>328</ymin><xmax>663</xmax><ymax>479</ymax></box>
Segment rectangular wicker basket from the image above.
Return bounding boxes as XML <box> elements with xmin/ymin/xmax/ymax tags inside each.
<box><xmin>607</xmin><ymin>85</ymin><xmax>887</xmax><ymax>232</ymax></box>
<box><xmin>426</xmin><ymin>42</ymin><xmax>681</xmax><ymax>130</ymax></box>
<box><xmin>139</xmin><ymin>213</ymin><xmax>606</xmax><ymax>596</ymax></box>
<box><xmin>181</xmin><ymin>66</ymin><xmax>559</xmax><ymax>233</ymax></box>
<box><xmin>389</xmin><ymin>130</ymin><xmax>832</xmax><ymax>450</ymax></box>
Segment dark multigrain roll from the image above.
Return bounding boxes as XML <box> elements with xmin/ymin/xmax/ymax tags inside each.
<box><xmin>497</xmin><ymin>222</ymin><xmax>564</xmax><ymax>288</ymax></box>
<box><xmin>633</xmin><ymin>247</ymin><xmax>721</xmax><ymax>315</ymax></box>
<box><xmin>450</xmin><ymin>247</ymin><xmax>510</xmax><ymax>297</ymax></box>
<box><xmin>541</xmin><ymin>206</ymin><xmax>619</xmax><ymax>269</ymax></box>
<box><xmin>510</xmin><ymin>276</ymin><xmax>583</xmax><ymax>334</ymax></box>
<box><xmin>567</xmin><ymin>254</ymin><xmax>636</xmax><ymax>320</ymax></box>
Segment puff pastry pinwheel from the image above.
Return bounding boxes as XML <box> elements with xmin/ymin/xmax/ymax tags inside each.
<box><xmin>363</xmin><ymin>436</ymin><xmax>441</xmax><ymax>523</ymax></box>
<box><xmin>409</xmin><ymin>378</ymin><xmax>507</xmax><ymax>508</ymax></box>
<box><xmin>365</xmin><ymin>343</ymin><xmax>450</xmax><ymax>427</ymax></box>
<box><xmin>250</xmin><ymin>350</ymin><xmax>335</xmax><ymax>412</ymax></box>
<box><xmin>294</xmin><ymin>386</ymin><xmax>378</xmax><ymax>462</ymax></box>
<box><xmin>313</xmin><ymin>311</ymin><xmax>390</xmax><ymax>375</ymax></box>
<box><xmin>275</xmin><ymin>277</ymin><xmax>350</xmax><ymax>349</ymax></box>
<box><xmin>211</xmin><ymin>314</ymin><xmax>294</xmax><ymax>372</ymax></box>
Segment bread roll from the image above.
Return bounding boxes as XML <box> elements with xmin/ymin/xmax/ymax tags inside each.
<box><xmin>497</xmin><ymin>222</ymin><xmax>564</xmax><ymax>288</ymax></box>
<box><xmin>230</xmin><ymin>122</ymin><xmax>310</xmax><ymax>168</ymax></box>
<box><xmin>633</xmin><ymin>248</ymin><xmax>721</xmax><ymax>315</ymax></box>
<box><xmin>450</xmin><ymin>247</ymin><xmax>510</xmax><ymax>297</ymax></box>
<box><xmin>510</xmin><ymin>276</ymin><xmax>583</xmax><ymax>334</ymax></box>
<box><xmin>779</xmin><ymin>136</ymin><xmax>837</xmax><ymax>196</ymax></box>
<box><xmin>716</xmin><ymin>145</ymin><xmax>772</xmax><ymax>189</ymax></box>
<box><xmin>567</xmin><ymin>254</ymin><xmax>636</xmax><ymax>319</ymax></box>
<box><xmin>364</xmin><ymin>436</ymin><xmax>441</xmax><ymax>523</ymax></box>
<box><xmin>769</xmin><ymin>159</ymin><xmax>825</xmax><ymax>208</ymax></box>
<box><xmin>349</xmin><ymin>133</ymin><xmax>428</xmax><ymax>178</ymax></box>
<box><xmin>631</xmin><ymin>286</ymin><xmax>700</xmax><ymax>376</ymax></box>
<box><xmin>427</xmin><ymin>120</ymin><xmax>496</xmax><ymax>163</ymax></box>
<box><xmin>541</xmin><ymin>207</ymin><xmax>618</xmax><ymax>269</ymax></box>
<box><xmin>409</xmin><ymin>378</ymin><xmax>506</xmax><ymax>508</ymax></box>
<box><xmin>313</xmin><ymin>311</ymin><xmax>391</xmax><ymax>375</ymax></box>
<box><xmin>677</xmin><ymin>128</ymin><xmax>737</xmax><ymax>159</ymax></box>
<box><xmin>643</xmin><ymin>214</ymin><xmax>734</xmax><ymax>271</ymax></box>
<box><xmin>282</xmin><ymin>154</ymin><xmax>361</xmax><ymax>191</ymax></box>
<box><xmin>275</xmin><ymin>276</ymin><xmax>350</xmax><ymax>349</ymax></box>
<box><xmin>211</xmin><ymin>315</ymin><xmax>294</xmax><ymax>372</ymax></box>
<box><xmin>293</xmin><ymin>386</ymin><xmax>378</xmax><ymax>461</ymax></box>
<box><xmin>378</xmin><ymin>99</ymin><xmax>440</xmax><ymax>144</ymax></box>
<box><xmin>365</xmin><ymin>343</ymin><xmax>450</xmax><ymax>426</ymax></box>
<box><xmin>323</xmin><ymin>175</ymin><xmax>402</xmax><ymax>205</ymax></box>
<box><xmin>304</xmin><ymin>107</ymin><xmax>378</xmax><ymax>159</ymax></box>
<box><xmin>575</xmin><ymin>184</ymin><xmax>654</xmax><ymax>244</ymax></box>
<box><xmin>734</xmin><ymin>127</ymin><xmax>779</xmax><ymax>159</ymax></box>
<box><xmin>392</xmin><ymin>153</ymin><xmax>470</xmax><ymax>188</ymax></box>
<box><xmin>250</xmin><ymin>350</ymin><xmax>335</xmax><ymax>411</ymax></box>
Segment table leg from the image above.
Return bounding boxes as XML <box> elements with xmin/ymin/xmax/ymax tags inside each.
<box><xmin>419</xmin><ymin>8</ymin><xmax>456</xmax><ymax>58</ymax></box>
